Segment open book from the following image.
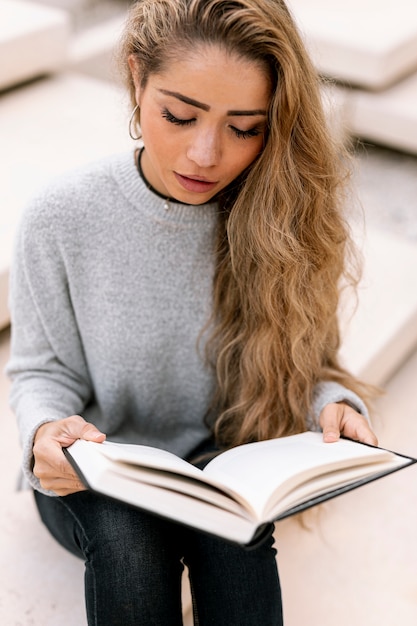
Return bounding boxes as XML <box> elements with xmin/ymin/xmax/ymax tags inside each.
<box><xmin>64</xmin><ymin>432</ymin><xmax>416</xmax><ymax>547</ymax></box>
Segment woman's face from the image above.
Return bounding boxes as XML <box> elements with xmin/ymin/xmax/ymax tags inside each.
<box><xmin>129</xmin><ymin>46</ymin><xmax>271</xmax><ymax>204</ymax></box>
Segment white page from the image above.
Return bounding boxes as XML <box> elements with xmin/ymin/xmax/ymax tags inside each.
<box><xmin>98</xmin><ymin>441</ymin><xmax>205</xmax><ymax>478</ymax></box>
<box><xmin>84</xmin><ymin>454</ymin><xmax>258</xmax><ymax>544</ymax></box>
<box><xmin>74</xmin><ymin>440</ymin><xmax>256</xmax><ymax>512</ymax></box>
<box><xmin>204</xmin><ymin>432</ymin><xmax>395</xmax><ymax>517</ymax></box>
<box><xmin>268</xmin><ymin>457</ymin><xmax>404</xmax><ymax>519</ymax></box>
<box><xmin>107</xmin><ymin>462</ymin><xmax>250</xmax><ymax>518</ymax></box>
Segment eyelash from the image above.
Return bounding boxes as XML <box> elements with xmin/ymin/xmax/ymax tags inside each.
<box><xmin>232</xmin><ymin>127</ymin><xmax>261</xmax><ymax>139</ymax></box>
<box><xmin>161</xmin><ymin>108</ymin><xmax>262</xmax><ymax>139</ymax></box>
<box><xmin>162</xmin><ymin>108</ymin><xmax>194</xmax><ymax>127</ymax></box>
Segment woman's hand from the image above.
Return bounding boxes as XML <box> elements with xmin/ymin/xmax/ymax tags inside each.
<box><xmin>319</xmin><ymin>402</ymin><xmax>378</xmax><ymax>446</ymax></box>
<box><xmin>33</xmin><ymin>415</ymin><xmax>106</xmax><ymax>496</ymax></box>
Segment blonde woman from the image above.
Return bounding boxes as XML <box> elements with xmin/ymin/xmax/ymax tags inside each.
<box><xmin>7</xmin><ymin>1</ymin><xmax>377</xmax><ymax>624</ymax></box>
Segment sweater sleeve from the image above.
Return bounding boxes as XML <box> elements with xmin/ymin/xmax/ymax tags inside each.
<box><xmin>6</xmin><ymin>194</ymin><xmax>93</xmax><ymax>494</ymax></box>
<box><xmin>308</xmin><ymin>380</ymin><xmax>369</xmax><ymax>431</ymax></box>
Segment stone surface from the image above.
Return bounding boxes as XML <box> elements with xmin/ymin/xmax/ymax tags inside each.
<box><xmin>35</xmin><ymin>0</ymin><xmax>129</xmax><ymax>31</ymax></box>
<box><xmin>287</xmin><ymin>0</ymin><xmax>417</xmax><ymax>89</ymax></box>
<box><xmin>0</xmin><ymin>0</ymin><xmax>70</xmax><ymax>91</ymax></box>
<box><xmin>348</xmin><ymin>71</ymin><xmax>417</xmax><ymax>154</ymax></box>
<box><xmin>353</xmin><ymin>143</ymin><xmax>417</xmax><ymax>244</ymax></box>
<box><xmin>321</xmin><ymin>82</ymin><xmax>351</xmax><ymax>144</ymax></box>
<box><xmin>339</xmin><ymin>229</ymin><xmax>417</xmax><ymax>385</ymax></box>
<box><xmin>67</xmin><ymin>14</ymin><xmax>126</xmax><ymax>83</ymax></box>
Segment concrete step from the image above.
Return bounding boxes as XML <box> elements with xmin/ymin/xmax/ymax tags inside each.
<box><xmin>339</xmin><ymin>228</ymin><xmax>417</xmax><ymax>386</ymax></box>
<box><xmin>287</xmin><ymin>0</ymin><xmax>417</xmax><ymax>89</ymax></box>
<box><xmin>348</xmin><ymin>70</ymin><xmax>417</xmax><ymax>154</ymax></box>
<box><xmin>0</xmin><ymin>0</ymin><xmax>70</xmax><ymax>92</ymax></box>
<box><xmin>67</xmin><ymin>13</ymin><xmax>126</xmax><ymax>84</ymax></box>
<box><xmin>0</xmin><ymin>72</ymin><xmax>134</xmax><ymax>329</ymax></box>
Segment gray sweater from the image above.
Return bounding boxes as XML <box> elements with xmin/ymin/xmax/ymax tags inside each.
<box><xmin>6</xmin><ymin>150</ymin><xmax>368</xmax><ymax>495</ymax></box>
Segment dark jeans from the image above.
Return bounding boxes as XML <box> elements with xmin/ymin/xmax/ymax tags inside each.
<box><xmin>34</xmin><ymin>489</ymin><xmax>283</xmax><ymax>625</ymax></box>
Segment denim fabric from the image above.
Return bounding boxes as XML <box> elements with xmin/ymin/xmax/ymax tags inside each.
<box><xmin>34</xmin><ymin>489</ymin><xmax>283</xmax><ymax>626</ymax></box>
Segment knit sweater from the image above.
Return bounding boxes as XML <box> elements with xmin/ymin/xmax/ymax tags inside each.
<box><xmin>6</xmin><ymin>150</ymin><xmax>368</xmax><ymax>495</ymax></box>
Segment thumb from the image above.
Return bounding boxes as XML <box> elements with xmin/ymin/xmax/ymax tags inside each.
<box><xmin>55</xmin><ymin>415</ymin><xmax>106</xmax><ymax>447</ymax></box>
<box><xmin>79</xmin><ymin>420</ymin><xmax>106</xmax><ymax>443</ymax></box>
<box><xmin>319</xmin><ymin>403</ymin><xmax>342</xmax><ymax>443</ymax></box>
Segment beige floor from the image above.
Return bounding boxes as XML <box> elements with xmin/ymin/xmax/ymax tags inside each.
<box><xmin>1</xmin><ymin>327</ymin><xmax>417</xmax><ymax>625</ymax></box>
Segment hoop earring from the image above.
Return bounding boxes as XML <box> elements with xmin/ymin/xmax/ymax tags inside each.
<box><xmin>128</xmin><ymin>104</ymin><xmax>142</xmax><ymax>140</ymax></box>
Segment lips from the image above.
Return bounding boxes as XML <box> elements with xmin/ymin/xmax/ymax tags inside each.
<box><xmin>174</xmin><ymin>172</ymin><xmax>218</xmax><ymax>194</ymax></box>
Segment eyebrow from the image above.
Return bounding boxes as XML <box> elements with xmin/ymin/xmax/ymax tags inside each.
<box><xmin>158</xmin><ymin>89</ymin><xmax>267</xmax><ymax>117</ymax></box>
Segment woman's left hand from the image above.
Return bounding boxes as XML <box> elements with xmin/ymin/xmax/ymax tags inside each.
<box><xmin>319</xmin><ymin>402</ymin><xmax>378</xmax><ymax>446</ymax></box>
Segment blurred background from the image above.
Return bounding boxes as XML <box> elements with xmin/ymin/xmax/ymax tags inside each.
<box><xmin>0</xmin><ymin>1</ymin><xmax>417</xmax><ymax>624</ymax></box>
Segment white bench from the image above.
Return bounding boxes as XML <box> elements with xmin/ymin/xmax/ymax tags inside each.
<box><xmin>287</xmin><ymin>0</ymin><xmax>417</xmax><ymax>89</ymax></box>
<box><xmin>67</xmin><ymin>14</ymin><xmax>126</xmax><ymax>84</ymax></box>
<box><xmin>339</xmin><ymin>228</ymin><xmax>417</xmax><ymax>385</ymax></box>
<box><xmin>347</xmin><ymin>71</ymin><xmax>417</xmax><ymax>154</ymax></box>
<box><xmin>0</xmin><ymin>0</ymin><xmax>70</xmax><ymax>92</ymax></box>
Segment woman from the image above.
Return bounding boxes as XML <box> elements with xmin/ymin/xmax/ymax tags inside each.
<box><xmin>7</xmin><ymin>0</ymin><xmax>377</xmax><ymax>624</ymax></box>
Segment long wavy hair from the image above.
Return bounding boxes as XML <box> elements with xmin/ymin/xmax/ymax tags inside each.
<box><xmin>119</xmin><ymin>0</ymin><xmax>372</xmax><ymax>448</ymax></box>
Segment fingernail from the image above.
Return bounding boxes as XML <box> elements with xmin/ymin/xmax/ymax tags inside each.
<box><xmin>324</xmin><ymin>432</ymin><xmax>339</xmax><ymax>442</ymax></box>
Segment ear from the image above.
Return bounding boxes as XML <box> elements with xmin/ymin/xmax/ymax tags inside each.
<box><xmin>128</xmin><ymin>54</ymin><xmax>142</xmax><ymax>105</ymax></box>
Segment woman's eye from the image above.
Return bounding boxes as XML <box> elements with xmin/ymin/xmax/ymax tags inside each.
<box><xmin>231</xmin><ymin>126</ymin><xmax>262</xmax><ymax>139</ymax></box>
<box><xmin>162</xmin><ymin>108</ymin><xmax>195</xmax><ymax>126</ymax></box>
<box><xmin>161</xmin><ymin>108</ymin><xmax>262</xmax><ymax>138</ymax></box>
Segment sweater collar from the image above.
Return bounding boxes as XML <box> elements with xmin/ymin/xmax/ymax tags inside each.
<box><xmin>112</xmin><ymin>150</ymin><xmax>219</xmax><ymax>225</ymax></box>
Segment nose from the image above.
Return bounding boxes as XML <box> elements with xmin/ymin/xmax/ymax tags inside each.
<box><xmin>186</xmin><ymin>128</ymin><xmax>221</xmax><ymax>168</ymax></box>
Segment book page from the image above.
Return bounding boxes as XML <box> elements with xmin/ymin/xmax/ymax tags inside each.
<box><xmin>93</xmin><ymin>458</ymin><xmax>259</xmax><ymax>544</ymax></box>
<box><xmin>203</xmin><ymin>432</ymin><xmax>398</xmax><ymax>518</ymax></box>
<box><xmin>96</xmin><ymin>441</ymin><xmax>205</xmax><ymax>478</ymax></box>
<box><xmin>268</xmin><ymin>457</ymin><xmax>404</xmax><ymax>519</ymax></box>
<box><xmin>72</xmin><ymin>440</ymin><xmax>257</xmax><ymax>513</ymax></box>
<box><xmin>108</xmin><ymin>463</ymin><xmax>252</xmax><ymax>519</ymax></box>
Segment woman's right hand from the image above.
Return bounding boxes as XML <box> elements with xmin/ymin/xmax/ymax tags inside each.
<box><xmin>33</xmin><ymin>415</ymin><xmax>106</xmax><ymax>496</ymax></box>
